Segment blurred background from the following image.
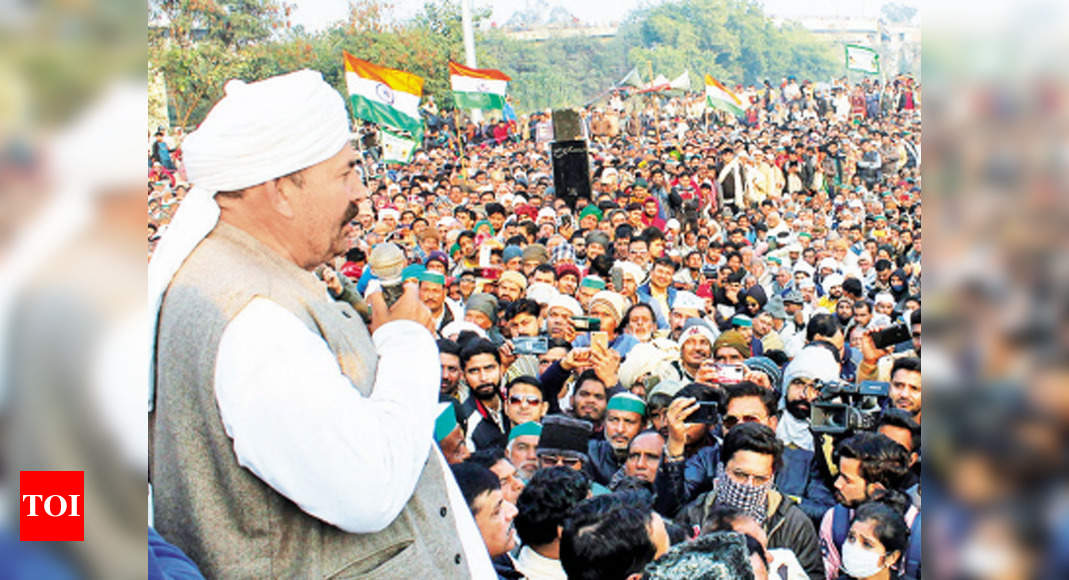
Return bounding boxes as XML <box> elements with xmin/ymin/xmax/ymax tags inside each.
<box><xmin>0</xmin><ymin>0</ymin><xmax>1067</xmax><ymax>577</ymax></box>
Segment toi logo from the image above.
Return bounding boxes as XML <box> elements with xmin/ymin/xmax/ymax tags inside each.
<box><xmin>20</xmin><ymin>471</ymin><xmax>84</xmax><ymax>541</ymax></box>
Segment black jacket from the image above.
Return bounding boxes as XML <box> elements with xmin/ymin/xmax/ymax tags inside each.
<box><xmin>677</xmin><ymin>488</ymin><xmax>825</xmax><ymax>580</ymax></box>
<box><xmin>459</xmin><ymin>395</ymin><xmax>510</xmax><ymax>451</ymax></box>
<box><xmin>586</xmin><ymin>438</ymin><xmax>625</xmax><ymax>486</ymax></box>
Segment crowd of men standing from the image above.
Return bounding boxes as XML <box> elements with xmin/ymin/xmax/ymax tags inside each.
<box><xmin>149</xmin><ymin>71</ymin><xmax>921</xmax><ymax>579</ymax></box>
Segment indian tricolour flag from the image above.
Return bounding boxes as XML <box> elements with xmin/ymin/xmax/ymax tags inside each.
<box><xmin>449</xmin><ymin>61</ymin><xmax>511</xmax><ymax>110</ymax></box>
<box><xmin>704</xmin><ymin>75</ymin><xmax>746</xmax><ymax>117</ymax></box>
<box><xmin>344</xmin><ymin>51</ymin><xmax>424</xmax><ymax>135</ymax></box>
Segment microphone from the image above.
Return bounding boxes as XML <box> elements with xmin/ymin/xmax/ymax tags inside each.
<box><xmin>368</xmin><ymin>242</ymin><xmax>407</xmax><ymax>309</ymax></box>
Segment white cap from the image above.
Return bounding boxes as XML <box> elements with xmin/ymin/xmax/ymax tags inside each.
<box><xmin>526</xmin><ymin>282</ymin><xmax>559</xmax><ymax>306</ymax></box>
<box><xmin>672</xmin><ymin>291</ymin><xmax>705</xmax><ymax>314</ymax></box>
<box><xmin>823</xmin><ymin>273</ymin><xmax>845</xmax><ymax>289</ymax></box>
<box><xmin>614</xmin><ymin>260</ymin><xmax>644</xmax><ymax>283</ymax></box>
<box><xmin>547</xmin><ymin>294</ymin><xmax>583</xmax><ymax>317</ymax></box>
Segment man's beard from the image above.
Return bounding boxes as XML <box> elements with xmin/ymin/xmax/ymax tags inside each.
<box><xmin>837</xmin><ymin>314</ymin><xmax>852</xmax><ymax>327</ymax></box>
<box><xmin>835</xmin><ymin>489</ymin><xmax>866</xmax><ymax>508</ymax></box>
<box><xmin>440</xmin><ymin>378</ymin><xmax>458</xmax><ymax>396</ymax></box>
<box><xmin>785</xmin><ymin>398</ymin><xmax>810</xmax><ymax>421</ymax></box>
<box><xmin>576</xmin><ymin>249</ymin><xmax>587</xmax><ymax>259</ymax></box>
<box><xmin>472</xmin><ymin>382</ymin><xmax>499</xmax><ymax>401</ymax></box>
<box><xmin>609</xmin><ymin>439</ymin><xmax>629</xmax><ymax>459</ymax></box>
<box><xmin>574</xmin><ymin>407</ymin><xmax>600</xmax><ymax>422</ymax></box>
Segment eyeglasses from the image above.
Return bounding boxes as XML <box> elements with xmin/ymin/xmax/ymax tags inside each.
<box><xmin>790</xmin><ymin>378</ymin><xmax>818</xmax><ymax>392</ymax></box>
<box><xmin>722</xmin><ymin>414</ymin><xmax>765</xmax><ymax>429</ymax></box>
<box><xmin>728</xmin><ymin>468</ymin><xmax>772</xmax><ymax>486</ymax></box>
<box><xmin>539</xmin><ymin>454</ymin><xmax>582</xmax><ymax>468</ymax></box>
<box><xmin>509</xmin><ymin>394</ymin><xmax>542</xmax><ymax>407</ymax></box>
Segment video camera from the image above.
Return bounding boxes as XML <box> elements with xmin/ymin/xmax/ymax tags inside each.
<box><xmin>810</xmin><ymin>380</ymin><xmax>889</xmax><ymax>435</ymax></box>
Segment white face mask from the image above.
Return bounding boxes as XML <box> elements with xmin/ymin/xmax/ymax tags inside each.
<box><xmin>840</xmin><ymin>539</ymin><xmax>886</xmax><ymax>578</ymax></box>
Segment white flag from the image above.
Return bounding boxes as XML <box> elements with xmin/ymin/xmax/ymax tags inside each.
<box><xmin>379</xmin><ymin>129</ymin><xmax>418</xmax><ymax>164</ymax></box>
<box><xmin>845</xmin><ymin>45</ymin><xmax>880</xmax><ymax>74</ymax></box>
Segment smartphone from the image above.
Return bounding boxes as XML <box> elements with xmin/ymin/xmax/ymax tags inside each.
<box><xmin>571</xmin><ymin>315</ymin><xmax>602</xmax><ymax>332</ymax></box>
<box><xmin>871</xmin><ymin>323</ymin><xmax>911</xmax><ymax>349</ymax></box>
<box><xmin>714</xmin><ymin>363</ymin><xmax>745</xmax><ymax>385</ymax></box>
<box><xmin>476</xmin><ymin>266</ymin><xmax>502</xmax><ymax>280</ymax></box>
<box><xmin>590</xmin><ymin>331</ymin><xmax>609</xmax><ymax>353</ymax></box>
<box><xmin>688</xmin><ymin>401</ymin><xmax>719</xmax><ymax>424</ymax></box>
<box><xmin>513</xmin><ymin>336</ymin><xmax>549</xmax><ymax>356</ymax></box>
<box><xmin>610</xmin><ymin>266</ymin><xmax>624</xmax><ymax>292</ymax></box>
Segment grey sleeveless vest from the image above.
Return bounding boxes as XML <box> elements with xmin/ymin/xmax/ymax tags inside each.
<box><xmin>151</xmin><ymin>222</ymin><xmax>469</xmax><ymax>578</ymax></box>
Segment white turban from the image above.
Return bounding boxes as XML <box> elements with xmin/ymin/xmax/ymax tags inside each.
<box><xmin>614</xmin><ymin>260</ymin><xmax>644</xmax><ymax>284</ymax></box>
<box><xmin>618</xmin><ymin>343</ymin><xmax>681</xmax><ymax>391</ymax></box>
<box><xmin>671</xmin><ymin>291</ymin><xmax>705</xmax><ymax>315</ymax></box>
<box><xmin>526</xmin><ymin>282</ymin><xmax>559</xmax><ymax>306</ymax></box>
<box><xmin>547</xmin><ymin>295</ymin><xmax>582</xmax><ymax>318</ymax></box>
<box><xmin>589</xmin><ymin>291</ymin><xmax>629</xmax><ymax>322</ymax></box>
<box><xmin>148</xmin><ymin>69</ymin><xmax>350</xmax><ymax>409</ymax></box>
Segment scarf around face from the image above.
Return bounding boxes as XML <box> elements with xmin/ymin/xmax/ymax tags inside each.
<box><xmin>713</xmin><ymin>463</ymin><xmax>772</xmax><ymax>525</ymax></box>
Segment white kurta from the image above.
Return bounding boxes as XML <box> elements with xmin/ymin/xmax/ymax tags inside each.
<box><xmin>214</xmin><ymin>297</ymin><xmax>494</xmax><ymax>578</ymax></box>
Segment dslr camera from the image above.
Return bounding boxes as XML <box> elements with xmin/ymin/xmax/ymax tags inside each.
<box><xmin>810</xmin><ymin>380</ymin><xmax>889</xmax><ymax>435</ymax></box>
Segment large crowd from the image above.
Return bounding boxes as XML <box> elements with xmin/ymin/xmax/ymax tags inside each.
<box><xmin>149</xmin><ymin>72</ymin><xmax>922</xmax><ymax>579</ymax></box>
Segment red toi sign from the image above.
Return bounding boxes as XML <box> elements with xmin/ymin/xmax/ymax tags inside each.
<box><xmin>20</xmin><ymin>471</ymin><xmax>84</xmax><ymax>541</ymax></box>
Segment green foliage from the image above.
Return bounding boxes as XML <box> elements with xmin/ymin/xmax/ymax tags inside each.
<box><xmin>478</xmin><ymin>32</ymin><xmax>628</xmax><ymax>113</ymax></box>
<box><xmin>149</xmin><ymin>0</ymin><xmax>292</xmax><ymax>128</ymax></box>
<box><xmin>149</xmin><ymin>0</ymin><xmax>839</xmax><ymax>127</ymax></box>
<box><xmin>617</xmin><ymin>0</ymin><xmax>838</xmax><ymax>88</ymax></box>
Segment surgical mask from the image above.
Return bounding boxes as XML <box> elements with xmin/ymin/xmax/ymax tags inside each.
<box><xmin>840</xmin><ymin>539</ymin><xmax>886</xmax><ymax>578</ymax></box>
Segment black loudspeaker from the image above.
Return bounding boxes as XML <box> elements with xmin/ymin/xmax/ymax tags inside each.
<box><xmin>552</xmin><ymin>109</ymin><xmax>583</xmax><ymax>141</ymax></box>
<box><xmin>551</xmin><ymin>140</ymin><xmax>591</xmax><ymax>210</ymax></box>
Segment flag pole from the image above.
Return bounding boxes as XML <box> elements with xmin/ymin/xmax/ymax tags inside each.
<box><xmin>461</xmin><ymin>0</ymin><xmax>482</xmax><ymax>124</ymax></box>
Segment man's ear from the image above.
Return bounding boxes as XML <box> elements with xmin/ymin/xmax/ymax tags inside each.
<box><xmin>625</xmin><ymin>574</ymin><xmax>644</xmax><ymax>580</ymax></box>
<box><xmin>768</xmin><ymin>415</ymin><xmax>779</xmax><ymax>431</ymax></box>
<box><xmin>866</xmin><ymin>481</ymin><xmax>886</xmax><ymax>498</ymax></box>
<box><xmin>268</xmin><ymin>176</ymin><xmax>297</xmax><ymax>219</ymax></box>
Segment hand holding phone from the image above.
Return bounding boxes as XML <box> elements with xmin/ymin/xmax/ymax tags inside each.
<box><xmin>871</xmin><ymin>323</ymin><xmax>911</xmax><ymax>350</ymax></box>
<box><xmin>688</xmin><ymin>401</ymin><xmax>719</xmax><ymax>424</ymax></box>
<box><xmin>513</xmin><ymin>336</ymin><xmax>549</xmax><ymax>356</ymax></box>
<box><xmin>590</xmin><ymin>331</ymin><xmax>609</xmax><ymax>354</ymax></box>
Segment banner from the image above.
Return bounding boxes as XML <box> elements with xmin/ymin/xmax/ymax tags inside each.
<box><xmin>379</xmin><ymin>129</ymin><xmax>419</xmax><ymax>164</ymax></box>
<box><xmin>845</xmin><ymin>44</ymin><xmax>880</xmax><ymax>75</ymax></box>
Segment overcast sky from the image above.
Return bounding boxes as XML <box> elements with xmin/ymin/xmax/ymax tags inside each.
<box><xmin>291</xmin><ymin>0</ymin><xmax>907</xmax><ymax>32</ymax></box>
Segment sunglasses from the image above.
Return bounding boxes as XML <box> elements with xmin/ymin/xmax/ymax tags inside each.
<box><xmin>538</xmin><ymin>454</ymin><xmax>582</xmax><ymax>468</ymax></box>
<box><xmin>508</xmin><ymin>394</ymin><xmax>542</xmax><ymax>407</ymax></box>
<box><xmin>722</xmin><ymin>414</ymin><xmax>765</xmax><ymax>429</ymax></box>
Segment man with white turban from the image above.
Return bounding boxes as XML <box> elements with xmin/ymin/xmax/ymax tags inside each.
<box><xmin>148</xmin><ymin>70</ymin><xmax>491</xmax><ymax>577</ymax></box>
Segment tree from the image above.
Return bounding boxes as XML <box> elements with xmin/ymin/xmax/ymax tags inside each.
<box><xmin>616</xmin><ymin>0</ymin><xmax>837</xmax><ymax>88</ymax></box>
<box><xmin>148</xmin><ymin>0</ymin><xmax>293</xmax><ymax>128</ymax></box>
<box><xmin>880</xmin><ymin>3</ymin><xmax>917</xmax><ymax>24</ymax></box>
